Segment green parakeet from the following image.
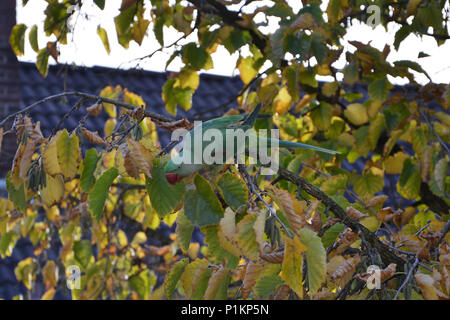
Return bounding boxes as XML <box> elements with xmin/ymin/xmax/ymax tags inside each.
<box><xmin>164</xmin><ymin>105</ymin><xmax>339</xmax><ymax>184</ymax></box>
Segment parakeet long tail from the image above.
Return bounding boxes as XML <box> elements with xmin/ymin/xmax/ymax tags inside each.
<box><xmin>273</xmin><ymin>139</ymin><xmax>340</xmax><ymax>155</ymax></box>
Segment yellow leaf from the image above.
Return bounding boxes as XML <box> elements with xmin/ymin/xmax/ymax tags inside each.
<box><xmin>104</xmin><ymin>118</ymin><xmax>116</xmax><ymax>137</ymax></box>
<box><xmin>56</xmin><ymin>129</ymin><xmax>81</xmax><ymax>180</ymax></box>
<box><xmin>360</xmin><ymin>216</ymin><xmax>381</xmax><ymax>232</ymax></box>
<box><xmin>384</xmin><ymin>152</ymin><xmax>408</xmax><ymax>174</ymax></box>
<box><xmin>237</xmin><ymin>56</ymin><xmax>258</xmax><ymax>85</ymax></box>
<box><xmin>131</xmin><ymin>231</ymin><xmax>147</xmax><ymax>246</ymax></box>
<box><xmin>179</xmin><ymin>69</ymin><xmax>200</xmax><ymax>90</ymax></box>
<box><xmin>40</xmin><ymin>174</ymin><xmax>65</xmax><ymax>207</ymax></box>
<box><xmin>99</xmin><ymin>85</ymin><xmax>122</xmax><ymax>118</ymax></box>
<box><xmin>41</xmin><ymin>288</ymin><xmax>55</xmax><ymax>300</ymax></box>
<box><xmin>275</xmin><ymin>86</ymin><xmax>293</xmax><ymax>115</ymax></box>
<box><xmin>42</xmin><ymin>133</ymin><xmax>62</xmax><ymax>177</ymax></box>
<box><xmin>253</xmin><ymin>209</ymin><xmax>266</xmax><ymax>255</ymax></box>
<box><xmin>281</xmin><ymin>235</ymin><xmax>306</xmax><ymax>299</ymax></box>
<box><xmin>344</xmin><ymin>103</ymin><xmax>369</xmax><ymax>126</ymax></box>
<box><xmin>218</xmin><ymin>209</ymin><xmax>242</xmax><ymax>257</ymax></box>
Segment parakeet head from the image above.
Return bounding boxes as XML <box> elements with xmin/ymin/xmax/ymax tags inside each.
<box><xmin>163</xmin><ymin>151</ymin><xmax>204</xmax><ymax>184</ymax></box>
<box><xmin>163</xmin><ymin>158</ymin><xmax>184</xmax><ymax>185</ymax></box>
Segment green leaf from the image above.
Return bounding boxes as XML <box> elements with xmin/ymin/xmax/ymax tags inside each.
<box><xmin>88</xmin><ymin>168</ymin><xmax>119</xmax><ymax>221</ymax></box>
<box><xmin>311</xmin><ymin>34</ymin><xmax>327</xmax><ymax>65</ymax></box>
<box><xmin>164</xmin><ymin>258</ymin><xmax>189</xmax><ymax>299</ymax></box>
<box><xmin>201</xmin><ymin>225</ymin><xmax>239</xmax><ymax>269</ymax></box>
<box><xmin>222</xmin><ymin>28</ymin><xmax>252</xmax><ymax>54</ymax></box>
<box><xmin>114</xmin><ymin>5</ymin><xmax>136</xmax><ymax>48</ymax></box>
<box><xmin>175</xmin><ymin>211</ymin><xmax>194</xmax><ymax>252</ymax></box>
<box><xmin>369</xmin><ymin>78</ymin><xmax>392</xmax><ymax>102</ymax></box>
<box><xmin>321</xmin><ymin>222</ymin><xmax>345</xmax><ymax>248</ymax></box>
<box><xmin>97</xmin><ymin>26</ymin><xmax>111</xmax><ymax>54</ymax></box>
<box><xmin>394</xmin><ymin>25</ymin><xmax>412</xmax><ymax>50</ymax></box>
<box><xmin>284</xmin><ymin>32</ymin><xmax>310</xmax><ymax>60</ymax></box>
<box><xmin>353</xmin><ymin>172</ymin><xmax>384</xmax><ymax>198</ymax></box>
<box><xmin>217</xmin><ymin>172</ymin><xmax>248</xmax><ymax>211</ymax></box>
<box><xmin>154</xmin><ymin>17</ymin><xmax>164</xmax><ymax>47</ymax></box>
<box><xmin>182</xmin><ymin>43</ymin><xmax>208</xmax><ymax>70</ymax></box>
<box><xmin>28</xmin><ymin>25</ymin><xmax>39</xmax><ymax>53</ymax></box>
<box><xmin>383</xmin><ymin>103</ymin><xmax>410</xmax><ymax>132</ymax></box>
<box><xmin>6</xmin><ymin>172</ymin><xmax>27</xmax><ymax>213</ymax></box>
<box><xmin>394</xmin><ymin>60</ymin><xmax>431</xmax><ymax>80</ymax></box>
<box><xmin>129</xmin><ymin>270</ymin><xmax>156</xmax><ymax>300</ymax></box>
<box><xmin>298</xmin><ymin>228</ymin><xmax>326</xmax><ymax>295</ymax></box>
<box><xmin>0</xmin><ymin>232</ymin><xmax>13</xmax><ymax>257</ymax></box>
<box><xmin>254</xmin><ymin>275</ymin><xmax>283</xmax><ymax>299</ymax></box>
<box><xmin>327</xmin><ymin>0</ymin><xmax>342</xmax><ymax>23</ymax></box>
<box><xmin>397</xmin><ymin>158</ymin><xmax>421</xmax><ymax>200</ymax></box>
<box><xmin>94</xmin><ymin>0</ymin><xmax>105</xmax><ymax>10</ymax></box>
<box><xmin>36</xmin><ymin>48</ymin><xmax>50</xmax><ymax>78</ymax></box>
<box><xmin>146</xmin><ymin>164</ymin><xmax>185</xmax><ymax>217</ymax></box>
<box><xmin>184</xmin><ymin>175</ymin><xmax>224</xmax><ymax>226</ymax></box>
<box><xmin>73</xmin><ymin>240</ymin><xmax>93</xmax><ymax>269</ymax></box>
<box><xmin>311</xmin><ymin>102</ymin><xmax>332</xmax><ymax>130</ymax></box>
<box><xmin>80</xmin><ymin>148</ymin><xmax>100</xmax><ymax>192</ymax></box>
<box><xmin>9</xmin><ymin>24</ymin><xmax>27</xmax><ymax>56</ymax></box>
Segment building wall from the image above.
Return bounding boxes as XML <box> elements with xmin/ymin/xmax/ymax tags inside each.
<box><xmin>0</xmin><ymin>0</ymin><xmax>20</xmax><ymax>176</ymax></box>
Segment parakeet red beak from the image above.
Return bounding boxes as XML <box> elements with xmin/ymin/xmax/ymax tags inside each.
<box><xmin>165</xmin><ymin>173</ymin><xmax>183</xmax><ymax>185</ymax></box>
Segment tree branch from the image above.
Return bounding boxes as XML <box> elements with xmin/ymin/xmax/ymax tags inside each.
<box><xmin>275</xmin><ymin>166</ymin><xmax>405</xmax><ymax>266</ymax></box>
<box><xmin>0</xmin><ymin>91</ymin><xmax>175</xmax><ymax>128</ymax></box>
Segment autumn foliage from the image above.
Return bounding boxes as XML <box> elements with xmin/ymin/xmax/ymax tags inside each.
<box><xmin>0</xmin><ymin>0</ymin><xmax>449</xmax><ymax>300</ymax></box>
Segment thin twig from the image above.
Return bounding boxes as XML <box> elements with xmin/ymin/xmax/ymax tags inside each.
<box><xmin>393</xmin><ymin>257</ymin><xmax>419</xmax><ymax>300</ymax></box>
<box><xmin>0</xmin><ymin>91</ymin><xmax>173</xmax><ymax>128</ymax></box>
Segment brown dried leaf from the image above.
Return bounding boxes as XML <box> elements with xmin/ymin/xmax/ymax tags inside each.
<box><xmin>261</xmin><ymin>250</ymin><xmax>284</xmax><ymax>264</ymax></box>
<box><xmin>81</xmin><ymin>128</ymin><xmax>106</xmax><ymax>145</ymax></box>
<box><xmin>417</xmin><ymin>241</ymin><xmax>432</xmax><ymax>261</ymax></box>
<box><xmin>266</xmin><ymin>185</ymin><xmax>307</xmax><ymax>236</ymax></box>
<box><xmin>153</xmin><ymin>118</ymin><xmax>194</xmax><ymax>131</ymax></box>
<box><xmin>19</xmin><ymin>139</ymin><xmax>37</xmax><ymax>179</ymax></box>
<box><xmin>241</xmin><ymin>261</ymin><xmax>265</xmax><ymax>299</ymax></box>
<box><xmin>334</xmin><ymin>229</ymin><xmax>360</xmax><ymax>255</ymax></box>
<box><xmin>330</xmin><ymin>255</ymin><xmax>360</xmax><ymax>287</ymax></box>
<box><xmin>203</xmin><ymin>266</ymin><xmax>229</xmax><ymax>300</ymax></box>
<box><xmin>367</xmin><ymin>195</ymin><xmax>388</xmax><ymax>208</ymax></box>
<box><xmin>346</xmin><ymin>207</ymin><xmax>369</xmax><ymax>220</ymax></box>
<box><xmin>121</xmin><ymin>139</ymin><xmax>153</xmax><ymax>178</ymax></box>
<box><xmin>378</xmin><ymin>207</ymin><xmax>395</xmax><ymax>222</ymax></box>
<box><xmin>274</xmin><ymin>284</ymin><xmax>290</xmax><ymax>300</ymax></box>
<box><xmin>86</xmin><ymin>103</ymin><xmax>103</xmax><ymax>117</ymax></box>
